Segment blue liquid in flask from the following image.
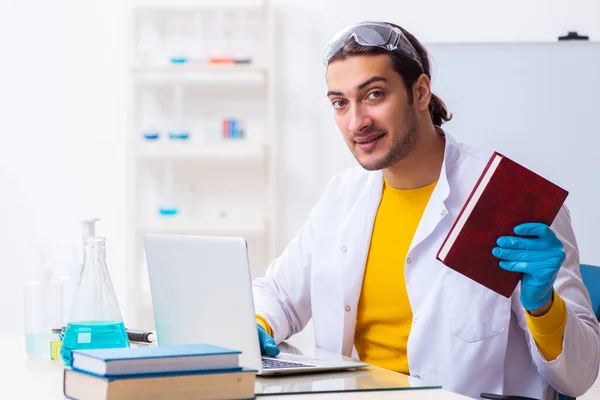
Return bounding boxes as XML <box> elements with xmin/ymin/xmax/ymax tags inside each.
<box><xmin>170</xmin><ymin>57</ymin><xmax>188</xmax><ymax>64</ymax></box>
<box><xmin>168</xmin><ymin>132</ymin><xmax>190</xmax><ymax>140</ymax></box>
<box><xmin>159</xmin><ymin>207</ymin><xmax>179</xmax><ymax>216</ymax></box>
<box><xmin>61</xmin><ymin>321</ymin><xmax>129</xmax><ymax>366</ymax></box>
<box><xmin>142</xmin><ymin>132</ymin><xmax>160</xmax><ymax>140</ymax></box>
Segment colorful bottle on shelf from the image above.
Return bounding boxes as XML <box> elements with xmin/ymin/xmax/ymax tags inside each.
<box><xmin>237</xmin><ymin>119</ymin><xmax>246</xmax><ymax>138</ymax></box>
<box><xmin>230</xmin><ymin>119</ymin><xmax>237</xmax><ymax>138</ymax></box>
<box><xmin>222</xmin><ymin>118</ymin><xmax>245</xmax><ymax>139</ymax></box>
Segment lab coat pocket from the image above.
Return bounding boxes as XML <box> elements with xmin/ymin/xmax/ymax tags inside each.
<box><xmin>444</xmin><ymin>271</ymin><xmax>510</xmax><ymax>343</ymax></box>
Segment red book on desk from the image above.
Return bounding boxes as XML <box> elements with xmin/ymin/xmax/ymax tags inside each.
<box><xmin>436</xmin><ymin>152</ymin><xmax>569</xmax><ymax>297</ymax></box>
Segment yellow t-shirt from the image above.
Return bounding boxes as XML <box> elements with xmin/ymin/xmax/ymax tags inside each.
<box><xmin>353</xmin><ymin>179</ymin><xmax>437</xmax><ymax>374</ymax></box>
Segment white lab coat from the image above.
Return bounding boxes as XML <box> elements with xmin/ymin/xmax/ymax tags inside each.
<box><xmin>253</xmin><ymin>132</ymin><xmax>600</xmax><ymax>400</ymax></box>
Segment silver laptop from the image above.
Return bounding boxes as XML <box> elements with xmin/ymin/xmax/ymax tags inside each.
<box><xmin>144</xmin><ymin>233</ymin><xmax>368</xmax><ymax>375</ymax></box>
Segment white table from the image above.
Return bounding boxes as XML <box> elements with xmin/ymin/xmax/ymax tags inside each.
<box><xmin>3</xmin><ymin>335</ymin><xmax>470</xmax><ymax>399</ymax></box>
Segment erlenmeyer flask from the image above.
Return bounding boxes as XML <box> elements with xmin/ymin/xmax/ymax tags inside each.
<box><xmin>60</xmin><ymin>236</ymin><xmax>129</xmax><ymax>365</ymax></box>
<box><xmin>168</xmin><ymin>85</ymin><xmax>189</xmax><ymax>140</ymax></box>
<box><xmin>159</xmin><ymin>162</ymin><xmax>179</xmax><ymax>216</ymax></box>
<box><xmin>140</xmin><ymin>92</ymin><xmax>162</xmax><ymax>141</ymax></box>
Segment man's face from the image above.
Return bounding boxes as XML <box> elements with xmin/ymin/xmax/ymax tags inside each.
<box><xmin>326</xmin><ymin>54</ymin><xmax>419</xmax><ymax>171</ymax></box>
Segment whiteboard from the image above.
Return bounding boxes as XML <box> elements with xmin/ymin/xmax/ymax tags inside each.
<box><xmin>425</xmin><ymin>42</ymin><xmax>600</xmax><ymax>265</ymax></box>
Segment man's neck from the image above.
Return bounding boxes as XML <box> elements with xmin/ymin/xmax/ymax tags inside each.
<box><xmin>383</xmin><ymin>126</ymin><xmax>446</xmax><ymax>190</ymax></box>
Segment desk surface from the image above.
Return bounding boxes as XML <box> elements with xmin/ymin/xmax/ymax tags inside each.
<box><xmin>4</xmin><ymin>335</ymin><xmax>470</xmax><ymax>399</ymax></box>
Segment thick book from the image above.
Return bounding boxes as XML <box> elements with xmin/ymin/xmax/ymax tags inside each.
<box><xmin>71</xmin><ymin>343</ymin><xmax>241</xmax><ymax>377</ymax></box>
<box><xmin>63</xmin><ymin>367</ymin><xmax>256</xmax><ymax>400</ymax></box>
<box><xmin>436</xmin><ymin>152</ymin><xmax>568</xmax><ymax>297</ymax></box>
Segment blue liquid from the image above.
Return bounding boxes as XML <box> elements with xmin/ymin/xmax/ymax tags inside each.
<box><xmin>159</xmin><ymin>208</ymin><xmax>179</xmax><ymax>216</ymax></box>
<box><xmin>170</xmin><ymin>57</ymin><xmax>188</xmax><ymax>64</ymax></box>
<box><xmin>61</xmin><ymin>321</ymin><xmax>129</xmax><ymax>366</ymax></box>
<box><xmin>25</xmin><ymin>333</ymin><xmax>54</xmax><ymax>358</ymax></box>
<box><xmin>143</xmin><ymin>132</ymin><xmax>160</xmax><ymax>140</ymax></box>
<box><xmin>168</xmin><ymin>132</ymin><xmax>190</xmax><ymax>140</ymax></box>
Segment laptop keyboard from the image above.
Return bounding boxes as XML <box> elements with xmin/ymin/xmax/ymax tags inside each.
<box><xmin>262</xmin><ymin>357</ymin><xmax>317</xmax><ymax>369</ymax></box>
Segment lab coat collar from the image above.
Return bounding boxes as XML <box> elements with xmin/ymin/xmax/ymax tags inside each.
<box><xmin>408</xmin><ymin>129</ymin><xmax>458</xmax><ymax>253</ymax></box>
<box><xmin>338</xmin><ymin>129</ymin><xmax>459</xmax><ymax>355</ymax></box>
<box><xmin>435</xmin><ymin>128</ymin><xmax>460</xmax><ymax>204</ymax></box>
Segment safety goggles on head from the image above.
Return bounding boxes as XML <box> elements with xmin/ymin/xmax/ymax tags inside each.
<box><xmin>323</xmin><ymin>21</ymin><xmax>422</xmax><ymax>68</ymax></box>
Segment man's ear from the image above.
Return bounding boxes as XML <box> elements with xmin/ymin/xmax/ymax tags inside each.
<box><xmin>413</xmin><ymin>74</ymin><xmax>432</xmax><ymax>112</ymax></box>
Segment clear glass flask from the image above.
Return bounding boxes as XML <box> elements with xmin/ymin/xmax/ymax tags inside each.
<box><xmin>168</xmin><ymin>85</ymin><xmax>189</xmax><ymax>140</ymax></box>
<box><xmin>140</xmin><ymin>92</ymin><xmax>162</xmax><ymax>141</ymax></box>
<box><xmin>60</xmin><ymin>236</ymin><xmax>129</xmax><ymax>365</ymax></box>
<box><xmin>165</xmin><ymin>15</ymin><xmax>191</xmax><ymax>64</ymax></box>
<box><xmin>158</xmin><ymin>161</ymin><xmax>179</xmax><ymax>216</ymax></box>
<box><xmin>136</xmin><ymin>11</ymin><xmax>161</xmax><ymax>65</ymax></box>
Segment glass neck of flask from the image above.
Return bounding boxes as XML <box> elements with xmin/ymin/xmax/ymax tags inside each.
<box><xmin>84</xmin><ymin>237</ymin><xmax>107</xmax><ymax>267</ymax></box>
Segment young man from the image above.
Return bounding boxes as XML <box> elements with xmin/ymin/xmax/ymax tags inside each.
<box><xmin>253</xmin><ymin>21</ymin><xmax>600</xmax><ymax>399</ymax></box>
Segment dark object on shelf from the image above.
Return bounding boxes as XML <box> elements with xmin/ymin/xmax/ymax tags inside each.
<box><xmin>558</xmin><ymin>31</ymin><xmax>589</xmax><ymax>41</ymax></box>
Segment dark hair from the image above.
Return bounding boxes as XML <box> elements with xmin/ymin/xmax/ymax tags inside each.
<box><xmin>327</xmin><ymin>22</ymin><xmax>452</xmax><ymax>126</ymax></box>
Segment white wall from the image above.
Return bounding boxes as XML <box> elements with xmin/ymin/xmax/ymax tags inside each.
<box><xmin>0</xmin><ymin>0</ymin><xmax>598</xmax><ymax>337</ymax></box>
<box><xmin>0</xmin><ymin>0</ymin><xmax>129</xmax><ymax>334</ymax></box>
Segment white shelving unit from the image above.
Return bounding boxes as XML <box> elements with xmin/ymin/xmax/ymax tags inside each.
<box><xmin>126</xmin><ymin>0</ymin><xmax>276</xmax><ymax>329</ymax></box>
<box><xmin>132</xmin><ymin>64</ymin><xmax>268</xmax><ymax>85</ymax></box>
<box><xmin>137</xmin><ymin>140</ymin><xmax>267</xmax><ymax>161</ymax></box>
<box><xmin>140</xmin><ymin>215</ymin><xmax>267</xmax><ymax>236</ymax></box>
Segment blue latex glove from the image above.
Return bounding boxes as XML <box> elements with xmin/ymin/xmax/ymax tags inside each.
<box><xmin>492</xmin><ymin>222</ymin><xmax>566</xmax><ymax>311</ymax></box>
<box><xmin>257</xmin><ymin>324</ymin><xmax>280</xmax><ymax>357</ymax></box>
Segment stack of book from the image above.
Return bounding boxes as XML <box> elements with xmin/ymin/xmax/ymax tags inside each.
<box><xmin>63</xmin><ymin>343</ymin><xmax>256</xmax><ymax>400</ymax></box>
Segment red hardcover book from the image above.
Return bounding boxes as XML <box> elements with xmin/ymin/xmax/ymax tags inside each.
<box><xmin>436</xmin><ymin>152</ymin><xmax>569</xmax><ymax>297</ymax></box>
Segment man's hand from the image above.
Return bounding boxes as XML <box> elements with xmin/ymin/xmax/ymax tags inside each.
<box><xmin>257</xmin><ymin>324</ymin><xmax>280</xmax><ymax>357</ymax></box>
<box><xmin>492</xmin><ymin>222</ymin><xmax>566</xmax><ymax>313</ymax></box>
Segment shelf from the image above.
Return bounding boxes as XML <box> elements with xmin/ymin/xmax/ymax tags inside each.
<box><xmin>137</xmin><ymin>140</ymin><xmax>267</xmax><ymax>162</ymax></box>
<box><xmin>134</xmin><ymin>2</ymin><xmax>265</xmax><ymax>12</ymax></box>
<box><xmin>132</xmin><ymin>64</ymin><xmax>267</xmax><ymax>86</ymax></box>
<box><xmin>138</xmin><ymin>215</ymin><xmax>267</xmax><ymax>236</ymax></box>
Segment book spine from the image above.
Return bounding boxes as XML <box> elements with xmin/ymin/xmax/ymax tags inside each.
<box><xmin>63</xmin><ymin>369</ymin><xmax>76</xmax><ymax>400</ymax></box>
<box><xmin>437</xmin><ymin>151</ymin><xmax>503</xmax><ymax>262</ymax></box>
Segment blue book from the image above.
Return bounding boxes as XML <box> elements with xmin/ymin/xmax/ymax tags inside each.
<box><xmin>71</xmin><ymin>343</ymin><xmax>241</xmax><ymax>377</ymax></box>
